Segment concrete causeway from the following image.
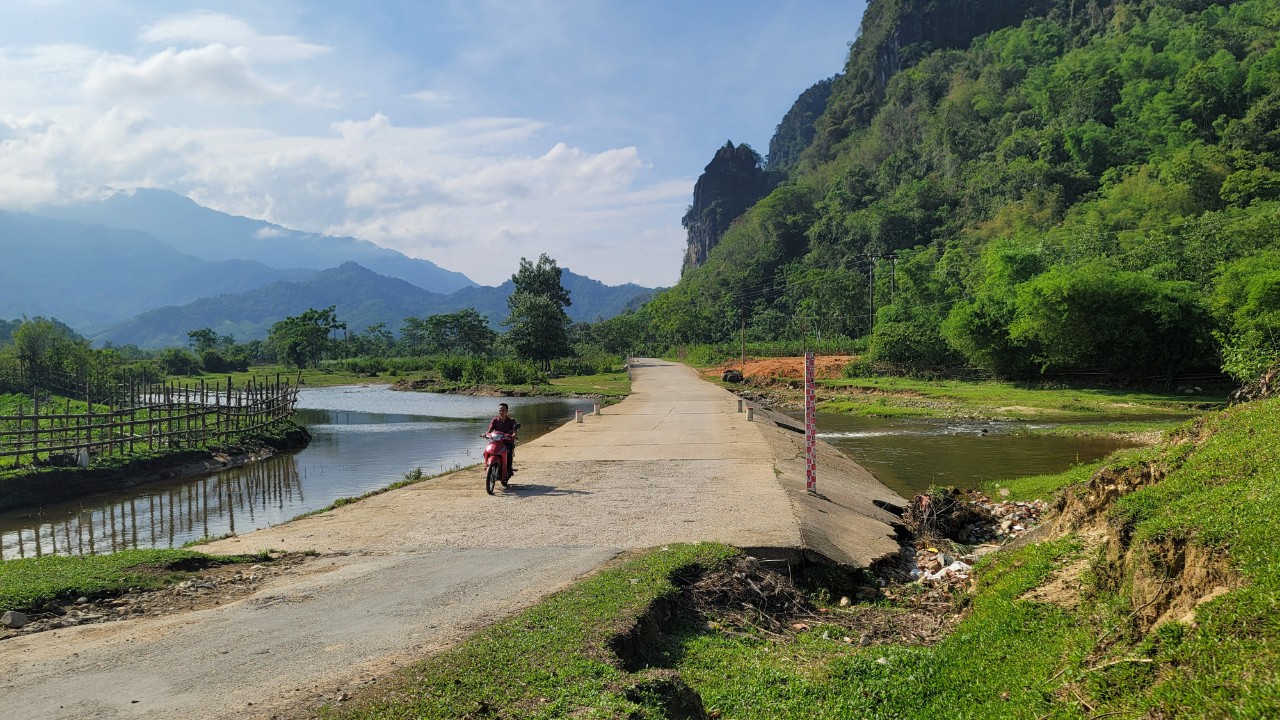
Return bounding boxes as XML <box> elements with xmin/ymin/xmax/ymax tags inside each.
<box><xmin>0</xmin><ymin>358</ymin><xmax>905</xmax><ymax>719</ymax></box>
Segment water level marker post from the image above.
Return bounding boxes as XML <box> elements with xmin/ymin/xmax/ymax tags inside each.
<box><xmin>805</xmin><ymin>351</ymin><xmax>817</xmax><ymax>494</ymax></box>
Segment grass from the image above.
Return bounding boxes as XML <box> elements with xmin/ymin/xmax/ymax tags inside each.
<box><xmin>548</xmin><ymin>371</ymin><xmax>630</xmax><ymax>398</ymax></box>
<box><xmin>665</xmin><ymin>396</ymin><xmax>1280</xmax><ymax>719</ymax></box>
<box><xmin>331</xmin><ymin>396</ymin><xmax>1280</xmax><ymax>718</ymax></box>
<box><xmin>0</xmin><ymin>549</ymin><xmax>266</xmax><ymax>614</ymax></box>
<box><xmin>818</xmin><ymin>375</ymin><xmax>1226</xmax><ymax>422</ymax></box>
<box><xmin>325</xmin><ymin>543</ymin><xmax>738</xmax><ymax>720</ymax></box>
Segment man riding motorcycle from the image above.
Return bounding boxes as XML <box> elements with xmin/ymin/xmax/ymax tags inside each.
<box><xmin>486</xmin><ymin>402</ymin><xmax>518</xmax><ymax>475</ymax></box>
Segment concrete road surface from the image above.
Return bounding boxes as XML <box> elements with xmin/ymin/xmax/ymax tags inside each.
<box><xmin>0</xmin><ymin>359</ymin><xmax>902</xmax><ymax>719</ymax></box>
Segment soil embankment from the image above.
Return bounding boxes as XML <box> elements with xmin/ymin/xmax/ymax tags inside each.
<box><xmin>0</xmin><ymin>425</ymin><xmax>311</xmax><ymax>513</ymax></box>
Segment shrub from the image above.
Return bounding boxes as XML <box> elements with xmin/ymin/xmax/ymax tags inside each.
<box><xmin>461</xmin><ymin>358</ymin><xmax>490</xmax><ymax>384</ymax></box>
<box><xmin>437</xmin><ymin>357</ymin><xmax>465</xmax><ymax>381</ymax></box>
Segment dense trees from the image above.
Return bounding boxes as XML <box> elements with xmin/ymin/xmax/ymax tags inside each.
<box><xmin>267</xmin><ymin>307</ymin><xmax>346</xmax><ymax>369</ymax></box>
<box><xmin>644</xmin><ymin>0</ymin><xmax>1280</xmax><ymax>383</ymax></box>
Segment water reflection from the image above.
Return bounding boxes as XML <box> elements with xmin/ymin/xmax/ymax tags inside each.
<box><xmin>808</xmin><ymin>413</ymin><xmax>1141</xmax><ymax>499</ymax></box>
<box><xmin>0</xmin><ymin>387</ymin><xmax>594</xmax><ymax>558</ymax></box>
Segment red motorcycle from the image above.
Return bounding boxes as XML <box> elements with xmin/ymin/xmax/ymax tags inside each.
<box><xmin>482</xmin><ymin>425</ymin><xmax>518</xmax><ymax>495</ymax></box>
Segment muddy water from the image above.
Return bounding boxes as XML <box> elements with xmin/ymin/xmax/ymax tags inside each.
<box><xmin>809</xmin><ymin>413</ymin><xmax>1141</xmax><ymax>500</ymax></box>
<box><xmin>0</xmin><ymin>386</ymin><xmax>595</xmax><ymax>559</ymax></box>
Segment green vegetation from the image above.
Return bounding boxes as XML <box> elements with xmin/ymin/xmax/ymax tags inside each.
<box><xmin>326</xmin><ymin>543</ymin><xmax>738</xmax><ymax>720</ymax></box>
<box><xmin>816</xmin><ymin>375</ymin><xmax>1222</xmax><ymax>421</ymax></box>
<box><xmin>332</xmin><ymin>395</ymin><xmax>1279</xmax><ymax>717</ymax></box>
<box><xmin>633</xmin><ymin>0</ymin><xmax>1280</xmax><ymax>387</ymax></box>
<box><xmin>0</xmin><ymin>549</ymin><xmax>264</xmax><ymax>615</ymax></box>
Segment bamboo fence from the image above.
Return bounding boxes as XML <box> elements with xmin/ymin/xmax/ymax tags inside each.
<box><xmin>0</xmin><ymin>375</ymin><xmax>301</xmax><ymax>469</ymax></box>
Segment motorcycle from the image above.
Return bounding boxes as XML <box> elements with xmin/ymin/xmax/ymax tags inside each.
<box><xmin>481</xmin><ymin>424</ymin><xmax>519</xmax><ymax>495</ymax></box>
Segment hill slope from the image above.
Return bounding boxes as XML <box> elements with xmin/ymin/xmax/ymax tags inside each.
<box><xmin>41</xmin><ymin>189</ymin><xmax>475</xmax><ymax>294</ymax></box>
<box><xmin>0</xmin><ymin>211</ymin><xmax>308</xmax><ymax>333</ymax></box>
<box><xmin>97</xmin><ymin>262</ymin><xmax>658</xmax><ymax>348</ymax></box>
<box><xmin>651</xmin><ymin>0</ymin><xmax>1280</xmax><ymax>382</ymax></box>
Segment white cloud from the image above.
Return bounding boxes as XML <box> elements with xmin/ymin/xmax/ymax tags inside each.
<box><xmin>0</xmin><ymin>10</ymin><xmax>693</xmax><ymax>287</ymax></box>
<box><xmin>83</xmin><ymin>45</ymin><xmax>290</xmax><ymax>103</ymax></box>
<box><xmin>406</xmin><ymin>90</ymin><xmax>456</xmax><ymax>107</ymax></box>
<box><xmin>140</xmin><ymin>13</ymin><xmax>330</xmax><ymax>62</ymax></box>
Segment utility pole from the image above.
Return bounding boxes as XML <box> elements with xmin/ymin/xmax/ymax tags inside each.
<box><xmin>740</xmin><ymin>318</ymin><xmax>746</xmax><ymax>371</ymax></box>
<box><xmin>867</xmin><ymin>255</ymin><xmax>875</xmax><ymax>335</ymax></box>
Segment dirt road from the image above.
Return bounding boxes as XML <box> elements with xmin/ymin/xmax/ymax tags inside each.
<box><xmin>0</xmin><ymin>359</ymin><xmax>899</xmax><ymax>719</ymax></box>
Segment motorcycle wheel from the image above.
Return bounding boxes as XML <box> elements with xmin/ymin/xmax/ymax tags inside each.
<box><xmin>486</xmin><ymin>463</ymin><xmax>500</xmax><ymax>495</ymax></box>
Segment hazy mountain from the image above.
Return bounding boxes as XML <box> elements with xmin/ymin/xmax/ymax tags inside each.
<box><xmin>0</xmin><ymin>210</ymin><xmax>310</xmax><ymax>333</ymax></box>
<box><xmin>41</xmin><ymin>189</ymin><xmax>475</xmax><ymax>294</ymax></box>
<box><xmin>98</xmin><ymin>262</ymin><xmax>659</xmax><ymax>348</ymax></box>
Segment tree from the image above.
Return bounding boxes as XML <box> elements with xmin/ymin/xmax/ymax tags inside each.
<box><xmin>504</xmin><ymin>294</ymin><xmax>571</xmax><ymax>366</ymax></box>
<box><xmin>503</xmin><ymin>255</ymin><xmax>573</xmax><ymax>367</ymax></box>
<box><xmin>267</xmin><ymin>307</ymin><xmax>346</xmax><ymax>368</ymax></box>
<box><xmin>187</xmin><ymin>328</ymin><xmax>218</xmax><ymax>355</ymax></box>
<box><xmin>11</xmin><ymin>318</ymin><xmax>86</xmax><ymax>386</ymax></box>
<box><xmin>509</xmin><ymin>254</ymin><xmax>572</xmax><ymax>311</ymax></box>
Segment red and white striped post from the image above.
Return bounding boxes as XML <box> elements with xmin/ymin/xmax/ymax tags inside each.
<box><xmin>805</xmin><ymin>351</ymin><xmax>817</xmax><ymax>494</ymax></box>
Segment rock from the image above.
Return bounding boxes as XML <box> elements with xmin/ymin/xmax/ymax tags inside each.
<box><xmin>838</xmin><ymin>596</ymin><xmax>851</xmax><ymax>607</ymax></box>
<box><xmin>859</xmin><ymin>634</ymin><xmax>873</xmax><ymax>646</ymax></box>
<box><xmin>722</xmin><ymin>369</ymin><xmax>744</xmax><ymax>383</ymax></box>
<box><xmin>937</xmin><ymin>552</ymin><xmax>954</xmax><ymax>566</ymax></box>
<box><xmin>76</xmin><ymin>597</ymin><xmax>89</xmax><ymax>605</ymax></box>
<box><xmin>2</xmin><ymin>611</ymin><xmax>29</xmax><ymax>629</ymax></box>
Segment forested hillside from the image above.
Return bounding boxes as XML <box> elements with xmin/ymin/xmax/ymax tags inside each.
<box><xmin>645</xmin><ymin>0</ymin><xmax>1280</xmax><ymax>383</ymax></box>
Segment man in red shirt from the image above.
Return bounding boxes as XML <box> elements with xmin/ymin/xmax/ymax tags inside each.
<box><xmin>486</xmin><ymin>403</ymin><xmax>518</xmax><ymax>474</ymax></box>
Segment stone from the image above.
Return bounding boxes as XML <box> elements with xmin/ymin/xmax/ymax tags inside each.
<box><xmin>722</xmin><ymin>369</ymin><xmax>744</xmax><ymax>383</ymax></box>
<box><xmin>838</xmin><ymin>596</ymin><xmax>851</xmax><ymax>607</ymax></box>
<box><xmin>937</xmin><ymin>552</ymin><xmax>954</xmax><ymax>566</ymax></box>
<box><xmin>1</xmin><ymin>611</ymin><xmax>29</xmax><ymax>629</ymax></box>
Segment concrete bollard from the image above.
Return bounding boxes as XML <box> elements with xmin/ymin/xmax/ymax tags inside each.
<box><xmin>576</xmin><ymin>409</ymin><xmax>583</xmax><ymax>424</ymax></box>
<box><xmin>593</xmin><ymin>403</ymin><xmax>600</xmax><ymax>416</ymax></box>
<box><xmin>737</xmin><ymin>399</ymin><xmax>743</xmax><ymax>413</ymax></box>
<box><xmin>746</xmin><ymin>406</ymin><xmax>754</xmax><ymax>422</ymax></box>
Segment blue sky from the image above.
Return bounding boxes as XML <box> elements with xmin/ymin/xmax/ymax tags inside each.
<box><xmin>0</xmin><ymin>1</ymin><xmax>866</xmax><ymax>286</ymax></box>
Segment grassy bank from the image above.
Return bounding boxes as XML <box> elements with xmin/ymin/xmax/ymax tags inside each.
<box><xmin>816</xmin><ymin>375</ymin><xmax>1226</xmax><ymax>422</ymax></box>
<box><xmin>0</xmin><ymin>549</ymin><xmax>265</xmax><ymax>615</ymax></box>
<box><xmin>329</xmin><ymin>396</ymin><xmax>1279</xmax><ymax>718</ymax></box>
<box><xmin>324</xmin><ymin>543</ymin><xmax>738</xmax><ymax>719</ymax></box>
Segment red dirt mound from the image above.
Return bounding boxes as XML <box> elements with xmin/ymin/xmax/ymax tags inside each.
<box><xmin>707</xmin><ymin>355</ymin><xmax>856</xmax><ymax>381</ymax></box>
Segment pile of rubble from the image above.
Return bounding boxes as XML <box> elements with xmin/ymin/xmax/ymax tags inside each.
<box><xmin>898</xmin><ymin>488</ymin><xmax>1050</xmax><ymax>589</ymax></box>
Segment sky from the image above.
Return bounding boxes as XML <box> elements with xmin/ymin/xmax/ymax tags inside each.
<box><xmin>0</xmin><ymin>0</ymin><xmax>866</xmax><ymax>287</ymax></box>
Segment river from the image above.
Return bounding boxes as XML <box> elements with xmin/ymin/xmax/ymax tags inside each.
<box><xmin>0</xmin><ymin>387</ymin><xmax>1144</xmax><ymax>559</ymax></box>
<box><xmin>810</xmin><ymin>413</ymin><xmax>1140</xmax><ymax>499</ymax></box>
<box><xmin>0</xmin><ymin>386</ymin><xmax>595</xmax><ymax>560</ymax></box>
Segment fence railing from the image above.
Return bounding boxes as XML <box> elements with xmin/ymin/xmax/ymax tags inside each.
<box><xmin>0</xmin><ymin>375</ymin><xmax>301</xmax><ymax>470</ymax></box>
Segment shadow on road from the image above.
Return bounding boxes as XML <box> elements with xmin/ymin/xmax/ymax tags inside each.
<box><xmin>505</xmin><ymin>484</ymin><xmax>591</xmax><ymax>497</ymax></box>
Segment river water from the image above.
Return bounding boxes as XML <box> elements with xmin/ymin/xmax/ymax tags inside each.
<box><xmin>0</xmin><ymin>386</ymin><xmax>595</xmax><ymax>560</ymax></box>
<box><xmin>0</xmin><ymin>387</ymin><xmax>1144</xmax><ymax>559</ymax></box>
<box><xmin>810</xmin><ymin>414</ymin><xmax>1139</xmax><ymax>499</ymax></box>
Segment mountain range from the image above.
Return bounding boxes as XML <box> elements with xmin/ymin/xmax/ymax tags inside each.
<box><xmin>1</xmin><ymin>191</ymin><xmax>657</xmax><ymax>347</ymax></box>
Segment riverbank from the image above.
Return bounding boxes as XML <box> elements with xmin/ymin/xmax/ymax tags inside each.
<box><xmin>0</xmin><ymin>423</ymin><xmax>311</xmax><ymax>513</ymax></box>
<box><xmin>323</xmin><ymin>393</ymin><xmax>1279</xmax><ymax>719</ymax></box>
<box><xmin>389</xmin><ymin>370</ymin><xmax>630</xmax><ymax>399</ymax></box>
<box><xmin>700</xmin><ymin>357</ymin><xmax>1225</xmax><ymax>439</ymax></box>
